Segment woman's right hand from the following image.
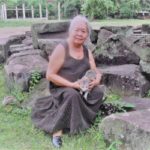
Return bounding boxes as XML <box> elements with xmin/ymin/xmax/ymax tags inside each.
<box><xmin>71</xmin><ymin>81</ymin><xmax>80</xmax><ymax>90</ymax></box>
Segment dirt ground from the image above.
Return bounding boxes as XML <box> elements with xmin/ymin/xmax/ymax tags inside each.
<box><xmin>0</xmin><ymin>27</ymin><xmax>30</xmax><ymax>44</ymax></box>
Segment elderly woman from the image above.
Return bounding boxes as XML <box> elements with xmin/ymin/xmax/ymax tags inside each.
<box><xmin>32</xmin><ymin>15</ymin><xmax>103</xmax><ymax>148</ymax></box>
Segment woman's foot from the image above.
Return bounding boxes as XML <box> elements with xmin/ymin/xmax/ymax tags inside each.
<box><xmin>52</xmin><ymin>136</ymin><xmax>62</xmax><ymax>148</ymax></box>
<box><xmin>52</xmin><ymin>130</ymin><xmax>63</xmax><ymax>148</ymax></box>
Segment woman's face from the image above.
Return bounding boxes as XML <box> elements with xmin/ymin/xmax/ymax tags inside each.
<box><xmin>69</xmin><ymin>21</ymin><xmax>88</xmax><ymax>45</ymax></box>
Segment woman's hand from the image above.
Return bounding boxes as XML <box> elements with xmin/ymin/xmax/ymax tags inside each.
<box><xmin>71</xmin><ymin>81</ymin><xmax>80</xmax><ymax>90</ymax></box>
<box><xmin>88</xmin><ymin>79</ymin><xmax>99</xmax><ymax>91</ymax></box>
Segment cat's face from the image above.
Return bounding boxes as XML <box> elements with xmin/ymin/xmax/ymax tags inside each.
<box><xmin>85</xmin><ymin>70</ymin><xmax>96</xmax><ymax>80</ymax></box>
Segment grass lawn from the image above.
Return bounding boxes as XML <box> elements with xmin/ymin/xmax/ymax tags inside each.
<box><xmin>91</xmin><ymin>18</ymin><xmax>150</xmax><ymax>29</ymax></box>
<box><xmin>0</xmin><ymin>18</ymin><xmax>150</xmax><ymax>28</ymax></box>
<box><xmin>0</xmin><ymin>66</ymin><xmax>107</xmax><ymax>150</ymax></box>
<box><xmin>0</xmin><ymin>19</ymin><xmax>65</xmax><ymax>28</ymax></box>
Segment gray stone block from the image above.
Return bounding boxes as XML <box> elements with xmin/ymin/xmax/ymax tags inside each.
<box><xmin>100</xmin><ymin>109</ymin><xmax>150</xmax><ymax>150</ymax></box>
<box><xmin>100</xmin><ymin>64</ymin><xmax>150</xmax><ymax>97</ymax></box>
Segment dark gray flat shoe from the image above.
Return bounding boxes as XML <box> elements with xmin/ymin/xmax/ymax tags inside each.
<box><xmin>52</xmin><ymin>136</ymin><xmax>62</xmax><ymax>148</ymax></box>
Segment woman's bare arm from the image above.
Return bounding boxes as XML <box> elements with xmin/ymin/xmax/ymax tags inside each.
<box><xmin>88</xmin><ymin>50</ymin><xmax>102</xmax><ymax>86</ymax></box>
<box><xmin>46</xmin><ymin>44</ymin><xmax>80</xmax><ymax>89</ymax></box>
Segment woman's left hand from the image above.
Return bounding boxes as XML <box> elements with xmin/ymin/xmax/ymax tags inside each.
<box><xmin>88</xmin><ymin>79</ymin><xmax>99</xmax><ymax>91</ymax></box>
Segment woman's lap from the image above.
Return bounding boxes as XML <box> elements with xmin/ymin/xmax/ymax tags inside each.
<box><xmin>32</xmin><ymin>86</ymin><xmax>104</xmax><ymax>134</ymax></box>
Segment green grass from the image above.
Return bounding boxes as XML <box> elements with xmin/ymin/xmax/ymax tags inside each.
<box><xmin>0</xmin><ymin>19</ymin><xmax>40</xmax><ymax>27</ymax></box>
<box><xmin>91</xmin><ymin>19</ymin><xmax>150</xmax><ymax>29</ymax></box>
<box><xmin>0</xmin><ymin>66</ymin><xmax>107</xmax><ymax>150</ymax></box>
<box><xmin>0</xmin><ymin>19</ymin><xmax>66</xmax><ymax>28</ymax></box>
<box><xmin>0</xmin><ymin>18</ymin><xmax>150</xmax><ymax>28</ymax></box>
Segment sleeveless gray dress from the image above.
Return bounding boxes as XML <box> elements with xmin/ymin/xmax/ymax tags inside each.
<box><xmin>31</xmin><ymin>41</ymin><xmax>103</xmax><ymax>134</ymax></box>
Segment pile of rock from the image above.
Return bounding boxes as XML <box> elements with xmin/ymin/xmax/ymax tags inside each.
<box><xmin>1</xmin><ymin>22</ymin><xmax>150</xmax><ymax>149</ymax></box>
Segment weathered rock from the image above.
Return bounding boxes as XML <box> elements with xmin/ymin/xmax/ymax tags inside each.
<box><xmin>38</xmin><ymin>39</ymin><xmax>65</xmax><ymax>56</ymax></box>
<box><xmin>90</xmin><ymin>29</ymin><xmax>99</xmax><ymax>43</ymax></box>
<box><xmin>96</xmin><ymin>29</ymin><xmax>150</xmax><ymax>66</ymax></box>
<box><xmin>0</xmin><ymin>51</ymin><xmax>5</xmax><ymax>64</ymax></box>
<box><xmin>9</xmin><ymin>44</ymin><xmax>34</xmax><ymax>55</ymax></box>
<box><xmin>97</xmin><ymin>29</ymin><xmax>114</xmax><ymax>47</ymax></box>
<box><xmin>7</xmin><ymin>49</ymin><xmax>46</xmax><ymax>62</ymax></box>
<box><xmin>140</xmin><ymin>60</ymin><xmax>150</xmax><ymax>75</ymax></box>
<box><xmin>0</xmin><ymin>44</ymin><xmax>6</xmax><ymax>63</ymax></box>
<box><xmin>122</xmin><ymin>35</ymin><xmax>150</xmax><ymax>69</ymax></box>
<box><xmin>2</xmin><ymin>96</ymin><xmax>16</xmax><ymax>106</ymax></box>
<box><xmin>0</xmin><ymin>34</ymin><xmax>26</xmax><ymax>62</ymax></box>
<box><xmin>133</xmin><ymin>25</ymin><xmax>142</xmax><ymax>34</ymax></box>
<box><xmin>95</xmin><ymin>52</ymin><xmax>140</xmax><ymax>65</ymax></box>
<box><xmin>100</xmin><ymin>26</ymin><xmax>133</xmax><ymax>36</ymax></box>
<box><xmin>123</xmin><ymin>96</ymin><xmax>150</xmax><ymax>111</ymax></box>
<box><xmin>22</xmin><ymin>38</ymin><xmax>33</xmax><ymax>46</ymax></box>
<box><xmin>31</xmin><ymin>21</ymin><xmax>70</xmax><ymax>48</ymax></box>
<box><xmin>133</xmin><ymin>34</ymin><xmax>150</xmax><ymax>48</ymax></box>
<box><xmin>95</xmin><ymin>34</ymin><xmax>140</xmax><ymax>65</ymax></box>
<box><xmin>125</xmin><ymin>34</ymin><xmax>144</xmax><ymax>46</ymax></box>
<box><xmin>129</xmin><ymin>35</ymin><xmax>150</xmax><ymax>76</ymax></box>
<box><xmin>25</xmin><ymin>31</ymin><xmax>32</xmax><ymax>37</ymax></box>
<box><xmin>142</xmin><ymin>24</ymin><xmax>150</xmax><ymax>34</ymax></box>
<box><xmin>4</xmin><ymin>51</ymin><xmax>48</xmax><ymax>91</ymax></box>
<box><xmin>84</xmin><ymin>38</ymin><xmax>96</xmax><ymax>52</ymax></box>
<box><xmin>10</xmin><ymin>44</ymin><xmax>25</xmax><ymax>49</ymax></box>
<box><xmin>100</xmin><ymin>109</ymin><xmax>150</xmax><ymax>150</ymax></box>
<box><xmin>22</xmin><ymin>78</ymin><xmax>50</xmax><ymax>109</ymax></box>
<box><xmin>100</xmin><ymin>64</ymin><xmax>150</xmax><ymax>97</ymax></box>
<box><xmin>22</xmin><ymin>31</ymin><xmax>33</xmax><ymax>46</ymax></box>
<box><xmin>5</xmin><ymin>34</ymin><xmax>26</xmax><ymax>59</ymax></box>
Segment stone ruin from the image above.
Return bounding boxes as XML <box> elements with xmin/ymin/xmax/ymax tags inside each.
<box><xmin>1</xmin><ymin>21</ymin><xmax>150</xmax><ymax>149</ymax></box>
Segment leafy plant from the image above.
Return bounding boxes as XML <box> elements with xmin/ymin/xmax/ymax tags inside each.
<box><xmin>117</xmin><ymin>0</ymin><xmax>141</xmax><ymax>18</ymax></box>
<box><xmin>107</xmin><ymin>140</ymin><xmax>122</xmax><ymax>150</ymax></box>
<box><xmin>100</xmin><ymin>101</ymin><xmax>135</xmax><ymax>116</ymax></box>
<box><xmin>110</xmin><ymin>101</ymin><xmax>135</xmax><ymax>111</ymax></box>
<box><xmin>29</xmin><ymin>71</ymin><xmax>42</xmax><ymax>91</ymax></box>
<box><xmin>100</xmin><ymin>91</ymin><xmax>135</xmax><ymax>116</ymax></box>
<box><xmin>105</xmin><ymin>92</ymin><xmax>121</xmax><ymax>103</ymax></box>
<box><xmin>60</xmin><ymin>0</ymin><xmax>81</xmax><ymax>18</ymax></box>
<box><xmin>11</xmin><ymin>85</ymin><xmax>29</xmax><ymax>103</ymax></box>
<box><xmin>147</xmin><ymin>89</ymin><xmax>150</xmax><ymax>97</ymax></box>
<box><xmin>82</xmin><ymin>0</ymin><xmax>115</xmax><ymax>19</ymax></box>
<box><xmin>0</xmin><ymin>64</ymin><xmax>3</xmax><ymax>70</ymax></box>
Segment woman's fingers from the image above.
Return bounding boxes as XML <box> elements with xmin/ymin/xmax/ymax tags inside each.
<box><xmin>88</xmin><ymin>80</ymin><xmax>95</xmax><ymax>90</ymax></box>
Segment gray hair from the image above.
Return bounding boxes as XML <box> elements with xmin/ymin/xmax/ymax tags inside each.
<box><xmin>69</xmin><ymin>15</ymin><xmax>91</xmax><ymax>41</ymax></box>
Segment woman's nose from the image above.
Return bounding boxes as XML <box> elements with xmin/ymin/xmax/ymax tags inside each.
<box><xmin>77</xmin><ymin>30</ymin><xmax>82</xmax><ymax>36</ymax></box>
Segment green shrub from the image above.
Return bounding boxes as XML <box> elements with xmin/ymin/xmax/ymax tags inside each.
<box><xmin>147</xmin><ymin>89</ymin><xmax>150</xmax><ymax>97</ymax></box>
<box><xmin>82</xmin><ymin>0</ymin><xmax>115</xmax><ymax>19</ymax></box>
<box><xmin>29</xmin><ymin>71</ymin><xmax>42</xmax><ymax>91</ymax></box>
<box><xmin>118</xmin><ymin>0</ymin><xmax>141</xmax><ymax>18</ymax></box>
<box><xmin>11</xmin><ymin>85</ymin><xmax>29</xmax><ymax>103</ymax></box>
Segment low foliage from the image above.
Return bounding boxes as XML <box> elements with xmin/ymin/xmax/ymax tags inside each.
<box><xmin>119</xmin><ymin>0</ymin><xmax>141</xmax><ymax>18</ymax></box>
<box><xmin>99</xmin><ymin>92</ymin><xmax>135</xmax><ymax>116</ymax></box>
<box><xmin>82</xmin><ymin>0</ymin><xmax>115</xmax><ymax>19</ymax></box>
<box><xmin>107</xmin><ymin>140</ymin><xmax>122</xmax><ymax>150</ymax></box>
<box><xmin>29</xmin><ymin>71</ymin><xmax>42</xmax><ymax>91</ymax></box>
<box><xmin>82</xmin><ymin>0</ymin><xmax>141</xmax><ymax>19</ymax></box>
<box><xmin>60</xmin><ymin>0</ymin><xmax>81</xmax><ymax>18</ymax></box>
<box><xmin>11</xmin><ymin>85</ymin><xmax>29</xmax><ymax>103</ymax></box>
<box><xmin>147</xmin><ymin>89</ymin><xmax>150</xmax><ymax>97</ymax></box>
